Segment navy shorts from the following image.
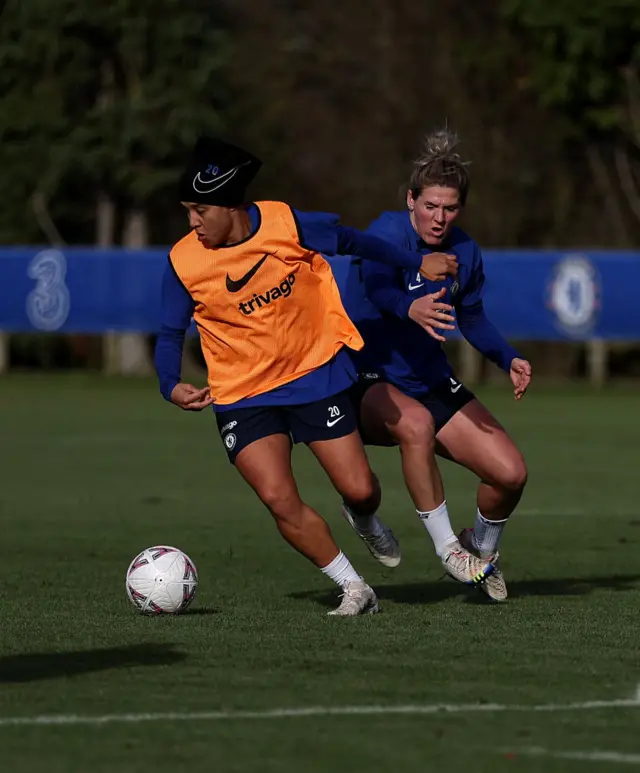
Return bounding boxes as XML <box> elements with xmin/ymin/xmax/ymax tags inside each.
<box><xmin>351</xmin><ymin>373</ymin><xmax>475</xmax><ymax>442</ymax></box>
<box><xmin>215</xmin><ymin>389</ymin><xmax>358</xmax><ymax>463</ymax></box>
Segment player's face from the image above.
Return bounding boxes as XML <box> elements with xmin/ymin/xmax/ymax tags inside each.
<box><xmin>407</xmin><ymin>186</ymin><xmax>462</xmax><ymax>246</ymax></box>
<box><xmin>181</xmin><ymin>202</ymin><xmax>233</xmax><ymax>247</ymax></box>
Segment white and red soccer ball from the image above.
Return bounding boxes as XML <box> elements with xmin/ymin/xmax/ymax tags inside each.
<box><xmin>126</xmin><ymin>546</ymin><xmax>198</xmax><ymax>615</ymax></box>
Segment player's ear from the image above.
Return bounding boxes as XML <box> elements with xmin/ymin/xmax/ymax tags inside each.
<box><xmin>406</xmin><ymin>191</ymin><xmax>415</xmax><ymax>212</ymax></box>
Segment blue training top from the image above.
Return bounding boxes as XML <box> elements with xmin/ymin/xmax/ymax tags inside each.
<box><xmin>343</xmin><ymin>209</ymin><xmax>521</xmax><ymax>397</ymax></box>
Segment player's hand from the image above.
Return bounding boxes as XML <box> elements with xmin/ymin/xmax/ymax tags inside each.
<box><xmin>170</xmin><ymin>383</ymin><xmax>214</xmax><ymax>411</ymax></box>
<box><xmin>419</xmin><ymin>252</ymin><xmax>458</xmax><ymax>282</ymax></box>
<box><xmin>408</xmin><ymin>288</ymin><xmax>456</xmax><ymax>343</ymax></box>
<box><xmin>510</xmin><ymin>358</ymin><xmax>532</xmax><ymax>400</ymax></box>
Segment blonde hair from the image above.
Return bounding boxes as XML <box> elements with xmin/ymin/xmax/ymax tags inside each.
<box><xmin>408</xmin><ymin>129</ymin><xmax>471</xmax><ymax>205</ymax></box>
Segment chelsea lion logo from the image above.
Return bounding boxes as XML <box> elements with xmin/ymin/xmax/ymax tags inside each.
<box><xmin>547</xmin><ymin>255</ymin><xmax>600</xmax><ymax>337</ymax></box>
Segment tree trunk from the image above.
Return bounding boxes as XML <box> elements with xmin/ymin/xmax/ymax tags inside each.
<box><xmin>98</xmin><ymin>192</ymin><xmax>123</xmax><ymax>375</ymax></box>
<box><xmin>114</xmin><ymin>208</ymin><xmax>154</xmax><ymax>375</ymax></box>
<box><xmin>0</xmin><ymin>333</ymin><xmax>8</xmax><ymax>374</ymax></box>
<box><xmin>123</xmin><ymin>208</ymin><xmax>148</xmax><ymax>248</ymax></box>
<box><xmin>96</xmin><ymin>192</ymin><xmax>116</xmax><ymax>248</ymax></box>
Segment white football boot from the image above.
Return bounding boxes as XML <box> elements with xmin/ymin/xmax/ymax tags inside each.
<box><xmin>342</xmin><ymin>504</ymin><xmax>401</xmax><ymax>568</ymax></box>
<box><xmin>441</xmin><ymin>539</ymin><xmax>497</xmax><ymax>591</ymax></box>
<box><xmin>327</xmin><ymin>579</ymin><xmax>380</xmax><ymax>616</ymax></box>
<box><xmin>458</xmin><ymin>528</ymin><xmax>508</xmax><ymax>602</ymax></box>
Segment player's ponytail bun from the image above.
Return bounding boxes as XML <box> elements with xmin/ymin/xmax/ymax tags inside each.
<box><xmin>421</xmin><ymin>129</ymin><xmax>461</xmax><ymax>158</ymax></box>
<box><xmin>408</xmin><ymin>128</ymin><xmax>471</xmax><ymax>204</ymax></box>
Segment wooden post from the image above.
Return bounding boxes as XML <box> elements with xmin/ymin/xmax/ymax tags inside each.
<box><xmin>103</xmin><ymin>207</ymin><xmax>154</xmax><ymax>376</ymax></box>
<box><xmin>586</xmin><ymin>338</ymin><xmax>608</xmax><ymax>387</ymax></box>
<box><xmin>115</xmin><ymin>209</ymin><xmax>154</xmax><ymax>375</ymax></box>
<box><xmin>0</xmin><ymin>333</ymin><xmax>8</xmax><ymax>374</ymax></box>
<box><xmin>97</xmin><ymin>193</ymin><xmax>121</xmax><ymax>375</ymax></box>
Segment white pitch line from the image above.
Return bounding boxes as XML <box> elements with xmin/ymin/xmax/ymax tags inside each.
<box><xmin>518</xmin><ymin>509</ymin><xmax>639</xmax><ymax>517</ymax></box>
<box><xmin>0</xmin><ymin>697</ymin><xmax>638</xmax><ymax>728</ymax></box>
<box><xmin>507</xmin><ymin>746</ymin><xmax>640</xmax><ymax>765</ymax></box>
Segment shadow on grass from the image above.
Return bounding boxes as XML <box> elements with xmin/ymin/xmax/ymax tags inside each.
<box><xmin>289</xmin><ymin>574</ymin><xmax>640</xmax><ymax>609</ymax></box>
<box><xmin>0</xmin><ymin>643</ymin><xmax>186</xmax><ymax>683</ymax></box>
<box><xmin>289</xmin><ymin>579</ymin><xmax>464</xmax><ymax>609</ymax></box>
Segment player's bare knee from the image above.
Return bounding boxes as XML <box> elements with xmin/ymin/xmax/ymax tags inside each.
<box><xmin>341</xmin><ymin>471</ymin><xmax>379</xmax><ymax>511</ymax></box>
<box><xmin>500</xmin><ymin>453</ymin><xmax>528</xmax><ymax>492</ymax></box>
<box><xmin>259</xmin><ymin>485</ymin><xmax>302</xmax><ymax>521</ymax></box>
<box><xmin>394</xmin><ymin>406</ymin><xmax>435</xmax><ymax>449</ymax></box>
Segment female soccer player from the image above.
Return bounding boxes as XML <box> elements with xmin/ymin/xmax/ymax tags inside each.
<box><xmin>154</xmin><ymin>136</ymin><xmax>458</xmax><ymax>615</ymax></box>
<box><xmin>345</xmin><ymin>129</ymin><xmax>531</xmax><ymax>602</ymax></box>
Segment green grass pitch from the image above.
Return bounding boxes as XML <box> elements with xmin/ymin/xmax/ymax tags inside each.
<box><xmin>1</xmin><ymin>374</ymin><xmax>639</xmax><ymax>772</ymax></box>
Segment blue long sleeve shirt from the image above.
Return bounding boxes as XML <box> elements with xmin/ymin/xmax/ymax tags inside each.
<box><xmin>155</xmin><ymin>204</ymin><xmax>424</xmax><ymax>410</ymax></box>
<box><xmin>343</xmin><ymin>210</ymin><xmax>521</xmax><ymax>396</ymax></box>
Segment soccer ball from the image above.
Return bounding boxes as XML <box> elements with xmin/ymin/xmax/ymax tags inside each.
<box><xmin>126</xmin><ymin>546</ymin><xmax>198</xmax><ymax>615</ymax></box>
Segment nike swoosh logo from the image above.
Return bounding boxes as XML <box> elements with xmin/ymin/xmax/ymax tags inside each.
<box><xmin>192</xmin><ymin>161</ymin><xmax>252</xmax><ymax>194</ymax></box>
<box><xmin>326</xmin><ymin>415</ymin><xmax>345</xmax><ymax>428</ymax></box>
<box><xmin>449</xmin><ymin>378</ymin><xmax>462</xmax><ymax>394</ymax></box>
<box><xmin>226</xmin><ymin>254</ymin><xmax>270</xmax><ymax>293</ymax></box>
<box><xmin>408</xmin><ymin>271</ymin><xmax>424</xmax><ymax>291</ymax></box>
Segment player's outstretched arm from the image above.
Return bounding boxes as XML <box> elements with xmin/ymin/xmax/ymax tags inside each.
<box><xmin>457</xmin><ymin>302</ymin><xmax>531</xmax><ymax>398</ymax></box>
<box><xmin>452</xmin><ymin>244</ymin><xmax>531</xmax><ymax>398</ymax></box>
<box><xmin>335</xmin><ymin>225</ymin><xmax>457</xmax><ymax>279</ymax></box>
<box><xmin>456</xmin><ymin>301</ymin><xmax>520</xmax><ymax>371</ymax></box>
<box><xmin>291</xmin><ymin>209</ymin><xmax>457</xmax><ymax>278</ymax></box>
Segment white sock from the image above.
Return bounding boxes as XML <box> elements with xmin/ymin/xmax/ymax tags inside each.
<box><xmin>320</xmin><ymin>551</ymin><xmax>361</xmax><ymax>588</ymax></box>
<box><xmin>417</xmin><ymin>501</ymin><xmax>457</xmax><ymax>557</ymax></box>
<box><xmin>343</xmin><ymin>503</ymin><xmax>385</xmax><ymax>537</ymax></box>
<box><xmin>472</xmin><ymin>510</ymin><xmax>508</xmax><ymax>556</ymax></box>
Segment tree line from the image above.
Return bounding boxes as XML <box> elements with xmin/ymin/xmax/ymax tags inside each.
<box><xmin>1</xmin><ymin>0</ymin><xmax>639</xmax><ymax>250</ymax></box>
